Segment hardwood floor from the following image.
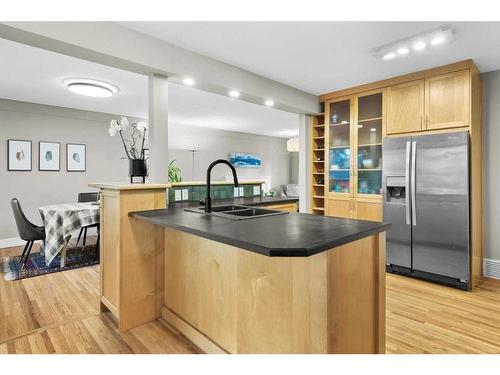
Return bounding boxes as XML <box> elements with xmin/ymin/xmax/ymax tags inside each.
<box><xmin>1</xmin><ymin>243</ymin><xmax>500</xmax><ymax>354</ymax></box>
<box><xmin>0</xmin><ymin>244</ymin><xmax>197</xmax><ymax>354</ymax></box>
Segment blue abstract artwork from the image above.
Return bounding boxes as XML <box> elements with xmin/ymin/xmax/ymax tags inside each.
<box><xmin>228</xmin><ymin>153</ymin><xmax>262</xmax><ymax>168</ymax></box>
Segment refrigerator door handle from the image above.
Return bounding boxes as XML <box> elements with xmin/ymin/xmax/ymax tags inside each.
<box><xmin>405</xmin><ymin>141</ymin><xmax>411</xmax><ymax>225</ymax></box>
<box><xmin>411</xmin><ymin>141</ymin><xmax>417</xmax><ymax>226</ymax></box>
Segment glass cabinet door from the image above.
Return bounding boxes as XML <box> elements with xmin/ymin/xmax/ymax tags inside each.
<box><xmin>329</xmin><ymin>99</ymin><xmax>351</xmax><ymax>194</ymax></box>
<box><xmin>356</xmin><ymin>93</ymin><xmax>382</xmax><ymax>195</ymax></box>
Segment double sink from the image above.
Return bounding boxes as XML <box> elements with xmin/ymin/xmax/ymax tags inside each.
<box><xmin>185</xmin><ymin>204</ymin><xmax>288</xmax><ymax>220</ymax></box>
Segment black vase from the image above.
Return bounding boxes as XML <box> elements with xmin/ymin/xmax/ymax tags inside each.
<box><xmin>129</xmin><ymin>159</ymin><xmax>147</xmax><ymax>183</ymax></box>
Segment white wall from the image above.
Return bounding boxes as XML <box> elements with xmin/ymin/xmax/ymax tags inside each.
<box><xmin>168</xmin><ymin>122</ymin><xmax>291</xmax><ymax>191</ymax></box>
<box><xmin>482</xmin><ymin>70</ymin><xmax>500</xmax><ymax>262</ymax></box>
<box><xmin>0</xmin><ymin>99</ymin><xmax>139</xmax><ymax>240</ymax></box>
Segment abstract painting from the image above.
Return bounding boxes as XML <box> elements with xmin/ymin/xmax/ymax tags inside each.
<box><xmin>39</xmin><ymin>142</ymin><xmax>60</xmax><ymax>171</ymax></box>
<box><xmin>8</xmin><ymin>140</ymin><xmax>32</xmax><ymax>171</ymax></box>
<box><xmin>67</xmin><ymin>143</ymin><xmax>86</xmax><ymax>172</ymax></box>
<box><xmin>228</xmin><ymin>152</ymin><xmax>262</xmax><ymax>168</ymax></box>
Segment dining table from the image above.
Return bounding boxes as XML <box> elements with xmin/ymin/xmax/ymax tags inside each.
<box><xmin>39</xmin><ymin>202</ymin><xmax>100</xmax><ymax>267</ymax></box>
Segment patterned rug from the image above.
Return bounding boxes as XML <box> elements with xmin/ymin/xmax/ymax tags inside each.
<box><xmin>3</xmin><ymin>245</ymin><xmax>99</xmax><ymax>281</ymax></box>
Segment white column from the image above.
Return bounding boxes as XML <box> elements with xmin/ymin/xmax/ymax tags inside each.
<box><xmin>298</xmin><ymin>114</ymin><xmax>311</xmax><ymax>213</ymax></box>
<box><xmin>148</xmin><ymin>74</ymin><xmax>169</xmax><ymax>183</ymax></box>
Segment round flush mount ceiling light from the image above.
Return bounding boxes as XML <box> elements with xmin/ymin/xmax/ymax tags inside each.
<box><xmin>64</xmin><ymin>78</ymin><xmax>119</xmax><ymax>98</ymax></box>
<box><xmin>229</xmin><ymin>90</ymin><xmax>240</xmax><ymax>98</ymax></box>
<box><xmin>264</xmin><ymin>99</ymin><xmax>274</xmax><ymax>107</ymax></box>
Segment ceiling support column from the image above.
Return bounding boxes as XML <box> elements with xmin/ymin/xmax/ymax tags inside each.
<box><xmin>298</xmin><ymin>114</ymin><xmax>311</xmax><ymax>213</ymax></box>
<box><xmin>148</xmin><ymin>74</ymin><xmax>169</xmax><ymax>183</ymax></box>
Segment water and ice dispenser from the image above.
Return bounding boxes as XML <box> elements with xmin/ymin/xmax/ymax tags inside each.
<box><xmin>385</xmin><ymin>176</ymin><xmax>406</xmax><ymax>203</ymax></box>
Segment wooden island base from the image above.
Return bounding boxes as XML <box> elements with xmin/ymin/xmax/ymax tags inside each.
<box><xmin>162</xmin><ymin>228</ymin><xmax>386</xmax><ymax>354</ymax></box>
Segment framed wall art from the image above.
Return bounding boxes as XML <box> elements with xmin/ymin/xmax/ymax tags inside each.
<box><xmin>66</xmin><ymin>143</ymin><xmax>86</xmax><ymax>172</ymax></box>
<box><xmin>7</xmin><ymin>139</ymin><xmax>32</xmax><ymax>171</ymax></box>
<box><xmin>39</xmin><ymin>141</ymin><xmax>61</xmax><ymax>171</ymax></box>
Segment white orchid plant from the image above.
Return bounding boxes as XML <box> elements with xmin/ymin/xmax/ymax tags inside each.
<box><xmin>109</xmin><ymin>116</ymin><xmax>148</xmax><ymax>160</ymax></box>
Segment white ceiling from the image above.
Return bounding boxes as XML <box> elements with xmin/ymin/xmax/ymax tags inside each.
<box><xmin>118</xmin><ymin>21</ymin><xmax>500</xmax><ymax>95</ymax></box>
<box><xmin>0</xmin><ymin>37</ymin><xmax>299</xmax><ymax>138</ymax></box>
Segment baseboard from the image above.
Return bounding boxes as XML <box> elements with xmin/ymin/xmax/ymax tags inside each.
<box><xmin>484</xmin><ymin>258</ymin><xmax>500</xmax><ymax>280</ymax></box>
<box><xmin>0</xmin><ymin>237</ymin><xmax>26</xmax><ymax>249</ymax></box>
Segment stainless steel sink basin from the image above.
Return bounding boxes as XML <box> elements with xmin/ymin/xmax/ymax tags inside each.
<box><xmin>184</xmin><ymin>204</ymin><xmax>288</xmax><ymax>220</ymax></box>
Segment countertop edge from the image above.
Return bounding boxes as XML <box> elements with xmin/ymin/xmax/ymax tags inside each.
<box><xmin>89</xmin><ymin>182</ymin><xmax>171</xmax><ymax>190</ymax></box>
<box><xmin>130</xmin><ymin>211</ymin><xmax>390</xmax><ymax>257</ymax></box>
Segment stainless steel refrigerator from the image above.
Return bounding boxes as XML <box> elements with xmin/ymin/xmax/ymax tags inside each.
<box><xmin>382</xmin><ymin>131</ymin><xmax>470</xmax><ymax>290</ymax></box>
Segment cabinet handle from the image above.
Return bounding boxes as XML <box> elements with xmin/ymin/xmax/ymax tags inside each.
<box><xmin>426</xmin><ymin>115</ymin><xmax>429</xmax><ymax>126</ymax></box>
<box><xmin>420</xmin><ymin>116</ymin><xmax>423</xmax><ymax>128</ymax></box>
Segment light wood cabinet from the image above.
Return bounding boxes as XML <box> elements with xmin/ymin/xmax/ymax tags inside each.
<box><xmin>327</xmin><ymin>198</ymin><xmax>382</xmax><ymax>222</ymax></box>
<box><xmin>327</xmin><ymin>198</ymin><xmax>353</xmax><ymax>219</ymax></box>
<box><xmin>386</xmin><ymin>80</ymin><xmax>424</xmax><ymax>134</ymax></box>
<box><xmin>425</xmin><ymin>70</ymin><xmax>470</xmax><ymax>130</ymax></box>
<box><xmin>355</xmin><ymin>200</ymin><xmax>383</xmax><ymax>222</ymax></box>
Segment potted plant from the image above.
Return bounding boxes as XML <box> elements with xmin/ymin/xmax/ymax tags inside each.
<box><xmin>168</xmin><ymin>160</ymin><xmax>183</xmax><ymax>183</ymax></box>
<box><xmin>109</xmin><ymin>116</ymin><xmax>148</xmax><ymax>183</ymax></box>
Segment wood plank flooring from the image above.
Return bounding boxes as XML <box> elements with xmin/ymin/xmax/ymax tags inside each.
<box><xmin>0</xmin><ymin>244</ymin><xmax>196</xmax><ymax>354</ymax></box>
<box><xmin>1</xmin><ymin>243</ymin><xmax>500</xmax><ymax>354</ymax></box>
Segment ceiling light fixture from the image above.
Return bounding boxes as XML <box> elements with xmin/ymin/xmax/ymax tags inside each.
<box><xmin>374</xmin><ymin>26</ymin><xmax>454</xmax><ymax>61</ymax></box>
<box><xmin>265</xmin><ymin>99</ymin><xmax>274</xmax><ymax>107</ymax></box>
<box><xmin>383</xmin><ymin>52</ymin><xmax>396</xmax><ymax>60</ymax></box>
<box><xmin>229</xmin><ymin>90</ymin><xmax>240</xmax><ymax>98</ymax></box>
<box><xmin>183</xmin><ymin>77</ymin><xmax>195</xmax><ymax>86</ymax></box>
<box><xmin>64</xmin><ymin>78</ymin><xmax>118</xmax><ymax>98</ymax></box>
<box><xmin>397</xmin><ymin>47</ymin><xmax>409</xmax><ymax>55</ymax></box>
<box><xmin>370</xmin><ymin>128</ymin><xmax>377</xmax><ymax>132</ymax></box>
<box><xmin>431</xmin><ymin>35</ymin><xmax>445</xmax><ymax>45</ymax></box>
<box><xmin>413</xmin><ymin>41</ymin><xmax>426</xmax><ymax>51</ymax></box>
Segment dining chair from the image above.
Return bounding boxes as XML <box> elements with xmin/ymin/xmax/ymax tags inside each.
<box><xmin>11</xmin><ymin>198</ymin><xmax>46</xmax><ymax>269</ymax></box>
<box><xmin>76</xmin><ymin>192</ymin><xmax>100</xmax><ymax>257</ymax></box>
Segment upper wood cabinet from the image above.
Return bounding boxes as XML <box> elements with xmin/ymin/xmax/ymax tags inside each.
<box><xmin>386</xmin><ymin>80</ymin><xmax>425</xmax><ymax>134</ymax></box>
<box><xmin>425</xmin><ymin>70</ymin><xmax>470</xmax><ymax>130</ymax></box>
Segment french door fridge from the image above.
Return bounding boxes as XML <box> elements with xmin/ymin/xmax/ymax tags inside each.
<box><xmin>382</xmin><ymin>131</ymin><xmax>470</xmax><ymax>290</ymax></box>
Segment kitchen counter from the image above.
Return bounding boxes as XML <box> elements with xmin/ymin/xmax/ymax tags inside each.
<box><xmin>92</xmin><ymin>182</ymin><xmax>388</xmax><ymax>353</ymax></box>
<box><xmin>131</xmin><ymin>199</ymin><xmax>389</xmax><ymax>257</ymax></box>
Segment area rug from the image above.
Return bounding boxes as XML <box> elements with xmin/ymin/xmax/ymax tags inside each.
<box><xmin>3</xmin><ymin>245</ymin><xmax>98</xmax><ymax>281</ymax></box>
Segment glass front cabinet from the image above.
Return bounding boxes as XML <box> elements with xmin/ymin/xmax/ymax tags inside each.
<box><xmin>325</xmin><ymin>90</ymin><xmax>384</xmax><ymax>222</ymax></box>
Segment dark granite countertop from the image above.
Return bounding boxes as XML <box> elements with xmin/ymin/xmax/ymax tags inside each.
<box><xmin>130</xmin><ymin>198</ymin><xmax>390</xmax><ymax>257</ymax></box>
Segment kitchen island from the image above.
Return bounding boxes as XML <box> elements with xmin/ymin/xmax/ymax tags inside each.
<box><xmin>91</xmin><ymin>183</ymin><xmax>389</xmax><ymax>354</ymax></box>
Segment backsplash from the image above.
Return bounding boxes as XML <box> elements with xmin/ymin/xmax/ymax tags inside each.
<box><xmin>168</xmin><ymin>183</ymin><xmax>263</xmax><ymax>203</ymax></box>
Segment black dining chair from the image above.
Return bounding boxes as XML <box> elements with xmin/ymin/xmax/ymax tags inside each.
<box><xmin>11</xmin><ymin>198</ymin><xmax>46</xmax><ymax>269</ymax></box>
<box><xmin>76</xmin><ymin>192</ymin><xmax>100</xmax><ymax>256</ymax></box>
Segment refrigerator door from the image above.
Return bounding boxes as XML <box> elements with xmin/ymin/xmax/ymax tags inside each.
<box><xmin>382</xmin><ymin>136</ymin><xmax>412</xmax><ymax>269</ymax></box>
<box><xmin>412</xmin><ymin>131</ymin><xmax>470</xmax><ymax>281</ymax></box>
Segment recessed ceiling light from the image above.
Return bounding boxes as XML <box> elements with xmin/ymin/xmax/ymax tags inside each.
<box><xmin>183</xmin><ymin>77</ymin><xmax>195</xmax><ymax>86</ymax></box>
<box><xmin>229</xmin><ymin>90</ymin><xmax>240</xmax><ymax>98</ymax></box>
<box><xmin>64</xmin><ymin>78</ymin><xmax>118</xmax><ymax>98</ymax></box>
<box><xmin>413</xmin><ymin>41</ymin><xmax>426</xmax><ymax>51</ymax></box>
<box><xmin>431</xmin><ymin>35</ymin><xmax>445</xmax><ymax>45</ymax></box>
<box><xmin>397</xmin><ymin>47</ymin><xmax>409</xmax><ymax>55</ymax></box>
<box><xmin>383</xmin><ymin>52</ymin><xmax>396</xmax><ymax>60</ymax></box>
<box><xmin>264</xmin><ymin>99</ymin><xmax>274</xmax><ymax>107</ymax></box>
<box><xmin>370</xmin><ymin>128</ymin><xmax>377</xmax><ymax>132</ymax></box>
<box><xmin>357</xmin><ymin>125</ymin><xmax>363</xmax><ymax>128</ymax></box>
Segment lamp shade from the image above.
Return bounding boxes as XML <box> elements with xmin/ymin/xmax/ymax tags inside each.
<box><xmin>287</xmin><ymin>137</ymin><xmax>299</xmax><ymax>152</ymax></box>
